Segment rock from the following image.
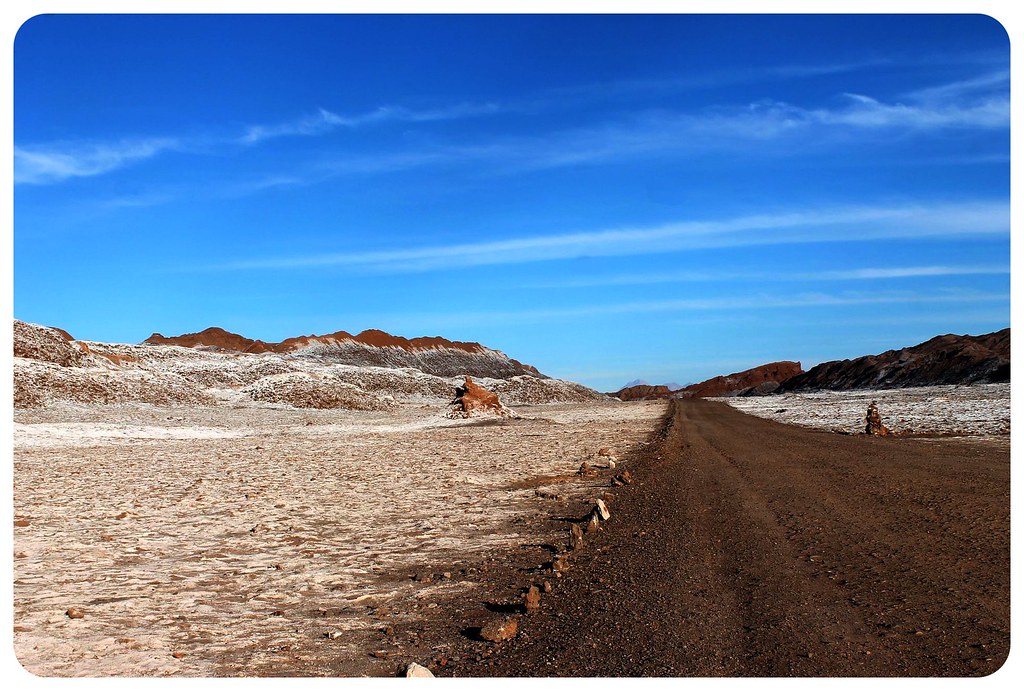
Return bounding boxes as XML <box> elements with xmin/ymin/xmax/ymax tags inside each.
<box><xmin>14</xmin><ymin>519</ymin><xmax>30</xmax><ymax>527</ymax></box>
<box><xmin>172</xmin><ymin>651</ymin><xmax>186</xmax><ymax>659</ymax></box>
<box><xmin>614</xmin><ymin>470</ymin><xmax>633</xmax><ymax>485</ymax></box>
<box><xmin>480</xmin><ymin>617</ymin><xmax>518</xmax><ymax>642</ymax></box>
<box><xmin>405</xmin><ymin>662</ymin><xmax>434</xmax><ymax>677</ymax></box>
<box><xmin>447</xmin><ymin>376</ymin><xmax>515</xmax><ymax>418</ymax></box>
<box><xmin>569</xmin><ymin>523</ymin><xmax>584</xmax><ymax>550</ymax></box>
<box><xmin>595</xmin><ymin>498</ymin><xmax>611</xmax><ymax>520</ymax></box>
<box><xmin>542</xmin><ymin>580</ymin><xmax>553</xmax><ymax>593</ymax></box>
<box><xmin>523</xmin><ymin>585</ymin><xmax>541</xmax><ymax>612</ymax></box>
<box><xmin>65</xmin><ymin>608</ymin><xmax>85</xmax><ymax>619</ymax></box>
<box><xmin>598</xmin><ymin>447</ymin><xmax>613</xmax><ymax>457</ymax></box>
<box><xmin>577</xmin><ymin>462</ymin><xmax>595</xmax><ymax>477</ymax></box>
<box><xmin>586</xmin><ymin>512</ymin><xmax>600</xmax><ymax>534</ymax></box>
<box><xmin>865</xmin><ymin>402</ymin><xmax>891</xmax><ymax>436</ymax></box>
<box><xmin>607</xmin><ymin>459</ymin><xmax>616</xmax><ymax>469</ymax></box>
<box><xmin>552</xmin><ymin>554</ymin><xmax>570</xmax><ymax>572</ymax></box>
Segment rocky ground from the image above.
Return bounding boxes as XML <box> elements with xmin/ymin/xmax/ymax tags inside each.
<box><xmin>12</xmin><ymin>399</ymin><xmax>665</xmax><ymax>677</ymax></box>
<box><xmin>715</xmin><ymin>383</ymin><xmax>1009</xmax><ymax>440</ymax></box>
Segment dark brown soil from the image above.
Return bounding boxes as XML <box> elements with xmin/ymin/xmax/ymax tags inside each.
<box><xmin>438</xmin><ymin>399</ymin><xmax>1009</xmax><ymax>677</ymax></box>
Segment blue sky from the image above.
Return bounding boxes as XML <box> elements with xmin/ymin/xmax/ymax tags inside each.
<box><xmin>13</xmin><ymin>14</ymin><xmax>1010</xmax><ymax>390</ymax></box>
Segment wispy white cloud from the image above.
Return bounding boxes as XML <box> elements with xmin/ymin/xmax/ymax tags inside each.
<box><xmin>344</xmin><ymin>289</ymin><xmax>1007</xmax><ymax>330</ymax></box>
<box><xmin>531</xmin><ymin>264</ymin><xmax>1009</xmax><ymax>289</ymax></box>
<box><xmin>238</xmin><ymin>102</ymin><xmax>500</xmax><ymax>144</ymax></box>
<box><xmin>212</xmin><ymin>201</ymin><xmax>1008</xmax><ymax>273</ymax></box>
<box><xmin>904</xmin><ymin>69</ymin><xmax>1009</xmax><ymax>102</ymax></box>
<box><xmin>14</xmin><ymin>138</ymin><xmax>179</xmax><ymax>185</ymax></box>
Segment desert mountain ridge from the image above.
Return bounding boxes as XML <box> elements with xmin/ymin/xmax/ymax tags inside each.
<box><xmin>144</xmin><ymin>325</ymin><xmax>542</xmax><ymax>379</ymax></box>
<box><xmin>12</xmin><ymin>319</ymin><xmax>601</xmax><ymax>410</ymax></box>
<box><xmin>780</xmin><ymin>328</ymin><xmax>1009</xmax><ymax>392</ymax></box>
<box><xmin>612</xmin><ymin>361</ymin><xmax>801</xmax><ymax>400</ymax></box>
<box><xmin>613</xmin><ymin>328</ymin><xmax>1009</xmax><ymax>399</ymax></box>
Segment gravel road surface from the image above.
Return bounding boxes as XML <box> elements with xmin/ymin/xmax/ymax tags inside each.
<box><xmin>443</xmin><ymin>398</ymin><xmax>1009</xmax><ymax>677</ymax></box>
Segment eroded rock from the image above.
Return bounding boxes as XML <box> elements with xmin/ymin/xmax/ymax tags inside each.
<box><xmin>446</xmin><ymin>376</ymin><xmax>515</xmax><ymax>418</ymax></box>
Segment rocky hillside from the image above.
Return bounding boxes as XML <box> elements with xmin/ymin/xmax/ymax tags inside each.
<box><xmin>681</xmin><ymin>361</ymin><xmax>804</xmax><ymax>398</ymax></box>
<box><xmin>780</xmin><ymin>329</ymin><xmax>1009</xmax><ymax>392</ymax></box>
<box><xmin>611</xmin><ymin>384</ymin><xmax>676</xmax><ymax>401</ymax></box>
<box><xmin>145</xmin><ymin>327</ymin><xmax>541</xmax><ymax>379</ymax></box>
<box><xmin>13</xmin><ymin>320</ymin><xmax>604</xmax><ymax>409</ymax></box>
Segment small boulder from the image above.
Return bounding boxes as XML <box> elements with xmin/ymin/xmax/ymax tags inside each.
<box><xmin>480</xmin><ymin>617</ymin><xmax>518</xmax><ymax>642</ymax></box>
<box><xmin>405</xmin><ymin>662</ymin><xmax>434</xmax><ymax>678</ymax></box>
<box><xmin>595</xmin><ymin>498</ymin><xmax>611</xmax><ymax>521</ymax></box>
<box><xmin>65</xmin><ymin>608</ymin><xmax>85</xmax><ymax>619</ymax></box>
<box><xmin>586</xmin><ymin>512</ymin><xmax>600</xmax><ymax>534</ymax></box>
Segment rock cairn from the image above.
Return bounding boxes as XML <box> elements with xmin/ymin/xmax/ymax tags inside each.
<box><xmin>865</xmin><ymin>401</ymin><xmax>891</xmax><ymax>436</ymax></box>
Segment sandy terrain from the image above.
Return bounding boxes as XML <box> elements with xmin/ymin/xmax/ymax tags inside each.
<box><xmin>13</xmin><ymin>399</ymin><xmax>665</xmax><ymax>677</ymax></box>
<box><xmin>714</xmin><ymin>383</ymin><xmax>1009</xmax><ymax>440</ymax></box>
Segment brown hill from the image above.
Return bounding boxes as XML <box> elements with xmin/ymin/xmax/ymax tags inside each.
<box><xmin>144</xmin><ymin>326</ymin><xmax>542</xmax><ymax>379</ymax></box>
<box><xmin>682</xmin><ymin>361</ymin><xmax>804</xmax><ymax>398</ymax></box>
<box><xmin>780</xmin><ymin>329</ymin><xmax>1009</xmax><ymax>391</ymax></box>
<box><xmin>612</xmin><ymin>384</ymin><xmax>675</xmax><ymax>401</ymax></box>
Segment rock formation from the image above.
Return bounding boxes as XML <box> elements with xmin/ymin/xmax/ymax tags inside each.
<box><xmin>446</xmin><ymin>376</ymin><xmax>515</xmax><ymax>418</ymax></box>
<box><xmin>865</xmin><ymin>402</ymin><xmax>890</xmax><ymax>436</ymax></box>
<box><xmin>682</xmin><ymin>361</ymin><xmax>804</xmax><ymax>398</ymax></box>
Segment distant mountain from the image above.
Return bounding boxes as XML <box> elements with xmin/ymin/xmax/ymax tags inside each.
<box><xmin>780</xmin><ymin>329</ymin><xmax>1009</xmax><ymax>391</ymax></box>
<box><xmin>610</xmin><ymin>384</ymin><xmax>676</xmax><ymax>401</ymax></box>
<box><xmin>144</xmin><ymin>326</ymin><xmax>543</xmax><ymax>380</ymax></box>
<box><xmin>621</xmin><ymin>378</ymin><xmax>649</xmax><ymax>388</ymax></box>
<box><xmin>681</xmin><ymin>361</ymin><xmax>804</xmax><ymax>398</ymax></box>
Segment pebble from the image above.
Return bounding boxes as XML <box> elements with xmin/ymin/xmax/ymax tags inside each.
<box><xmin>65</xmin><ymin>608</ymin><xmax>85</xmax><ymax>619</ymax></box>
<box><xmin>586</xmin><ymin>513</ymin><xmax>600</xmax><ymax>534</ymax></box>
<box><xmin>598</xmin><ymin>448</ymin><xmax>613</xmax><ymax>457</ymax></box>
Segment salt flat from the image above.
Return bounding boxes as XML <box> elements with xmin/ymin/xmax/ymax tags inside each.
<box><xmin>716</xmin><ymin>383</ymin><xmax>1009</xmax><ymax>441</ymax></box>
<box><xmin>13</xmin><ymin>399</ymin><xmax>665</xmax><ymax>677</ymax></box>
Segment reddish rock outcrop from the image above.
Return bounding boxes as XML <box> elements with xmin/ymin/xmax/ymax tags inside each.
<box><xmin>447</xmin><ymin>376</ymin><xmax>514</xmax><ymax>418</ymax></box>
<box><xmin>682</xmin><ymin>361</ymin><xmax>804</xmax><ymax>398</ymax></box>
<box><xmin>611</xmin><ymin>384</ymin><xmax>675</xmax><ymax>401</ymax></box>
<box><xmin>145</xmin><ymin>327</ymin><xmax>276</xmax><ymax>353</ymax></box>
<box><xmin>144</xmin><ymin>327</ymin><xmax>542</xmax><ymax>379</ymax></box>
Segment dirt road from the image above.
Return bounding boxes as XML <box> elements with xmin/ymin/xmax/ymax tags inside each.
<box><xmin>444</xmin><ymin>398</ymin><xmax>1009</xmax><ymax>676</ymax></box>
